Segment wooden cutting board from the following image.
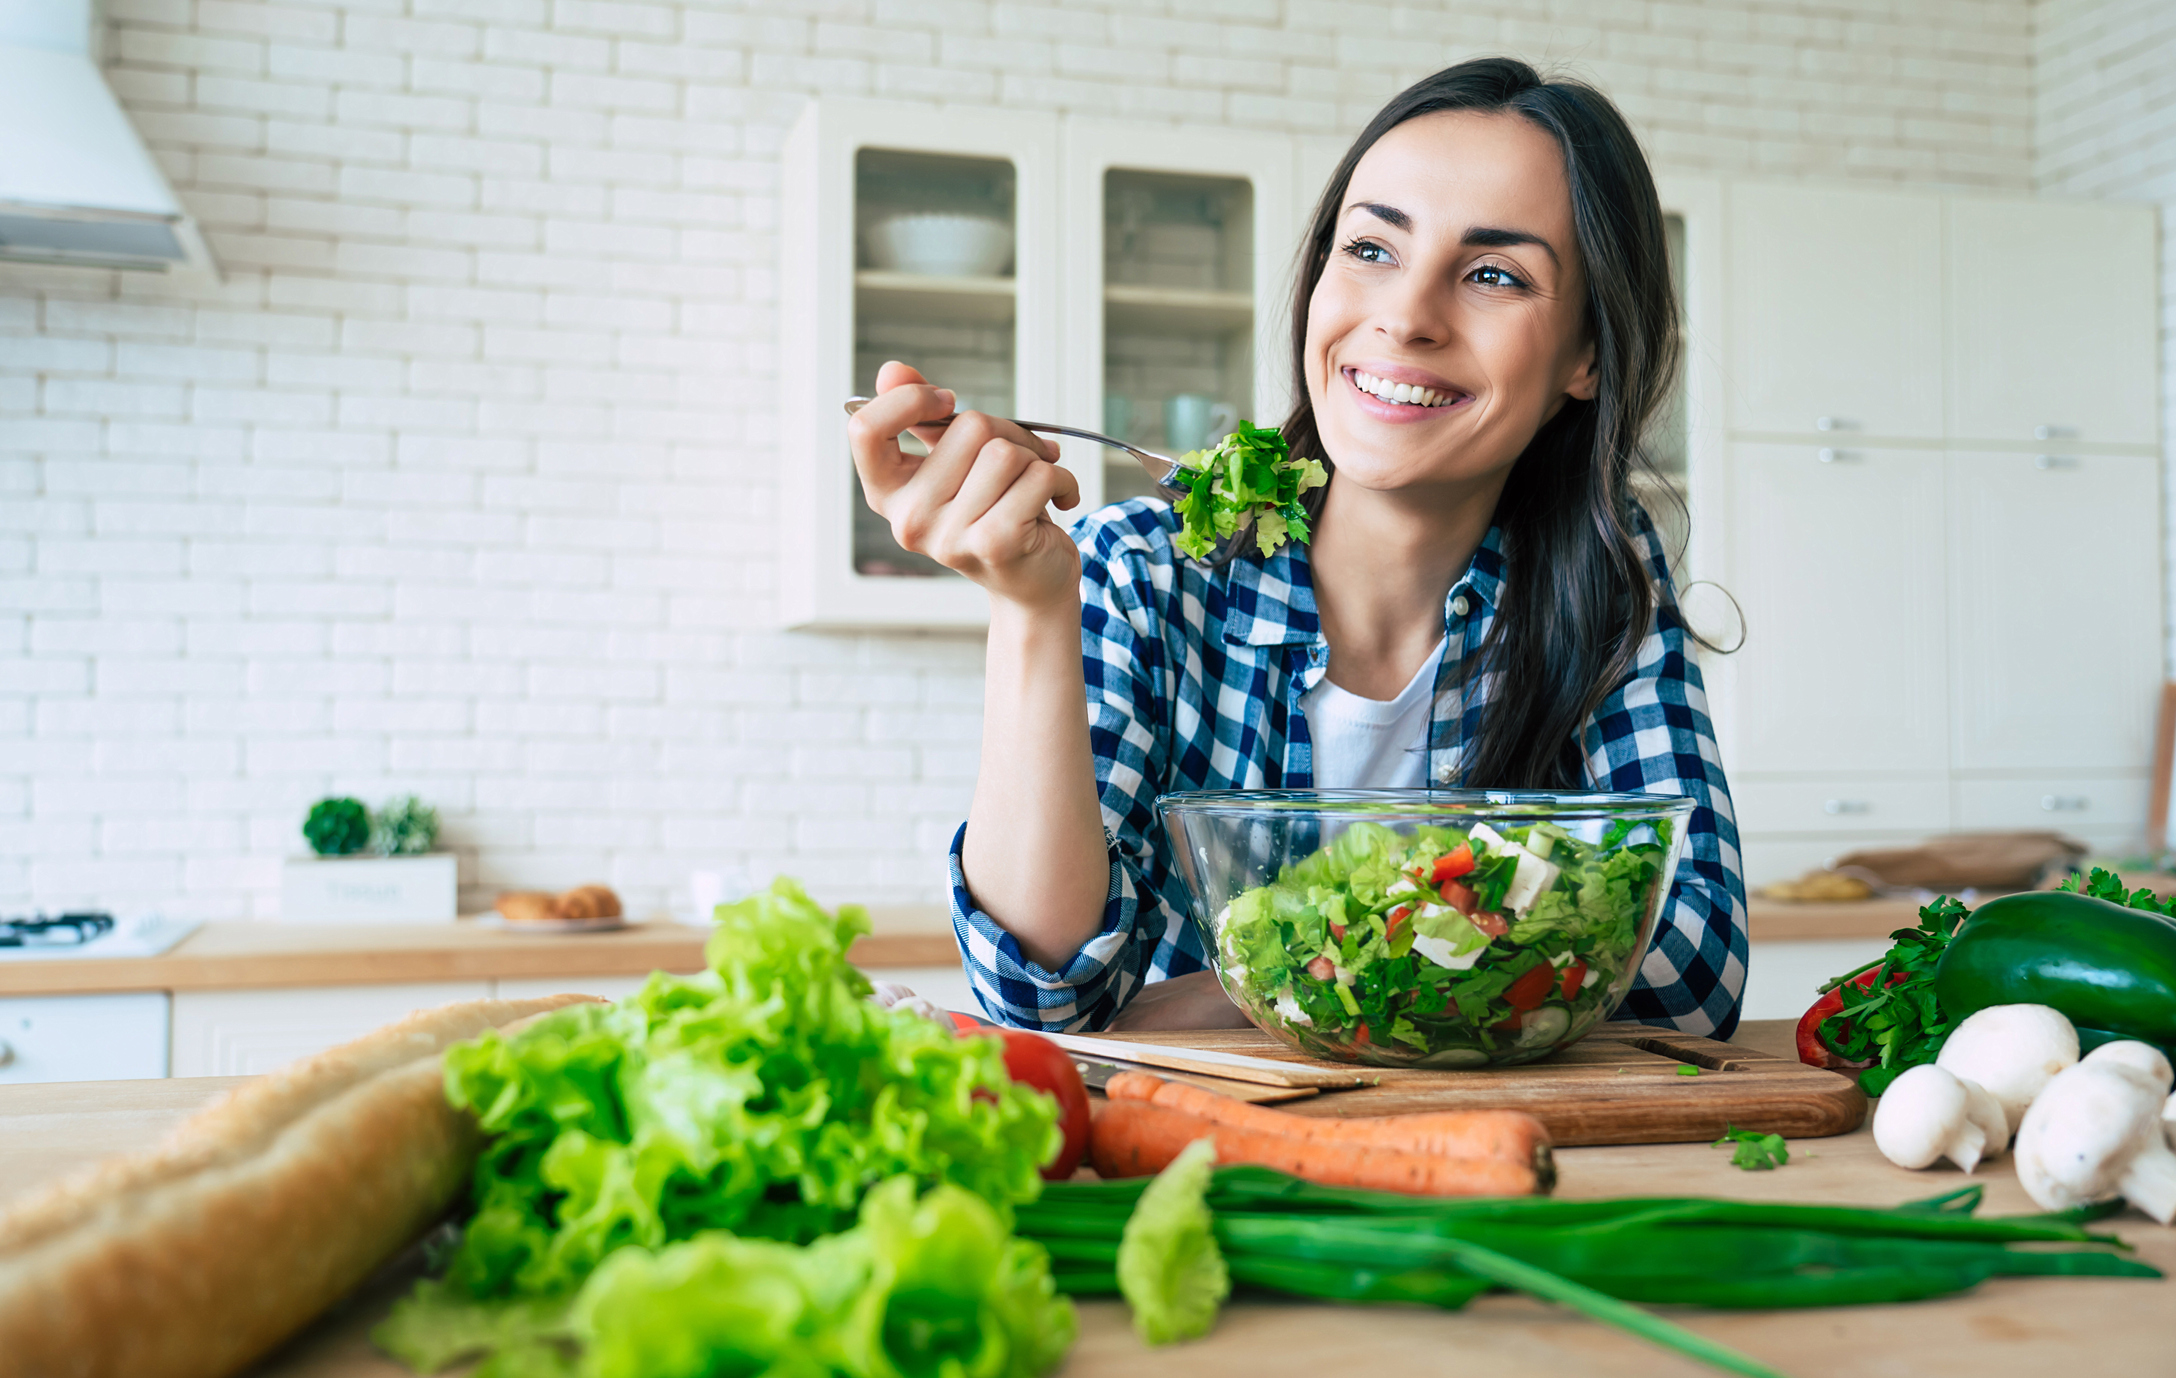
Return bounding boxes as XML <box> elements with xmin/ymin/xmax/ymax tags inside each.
<box><xmin>1075</xmin><ymin>1021</ymin><xmax>1867</xmax><ymax>1147</ymax></box>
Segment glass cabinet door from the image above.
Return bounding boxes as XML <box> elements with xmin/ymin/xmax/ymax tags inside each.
<box><xmin>1099</xmin><ymin>170</ymin><xmax>1256</xmax><ymax>506</ymax></box>
<box><xmin>850</xmin><ymin>148</ymin><xmax>1018</xmax><ymax>579</ymax></box>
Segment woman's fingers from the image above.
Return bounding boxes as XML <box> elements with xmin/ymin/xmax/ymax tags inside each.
<box><xmin>847</xmin><ymin>379</ymin><xmax>955</xmax><ymax>506</ymax></box>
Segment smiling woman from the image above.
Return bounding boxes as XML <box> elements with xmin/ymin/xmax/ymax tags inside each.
<box><xmin>845</xmin><ymin>58</ymin><xmax>1744</xmax><ymax>1040</ymax></box>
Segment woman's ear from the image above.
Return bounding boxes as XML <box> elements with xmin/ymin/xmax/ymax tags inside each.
<box><xmin>1565</xmin><ymin>339</ymin><xmax>1600</xmax><ymax>402</ymax></box>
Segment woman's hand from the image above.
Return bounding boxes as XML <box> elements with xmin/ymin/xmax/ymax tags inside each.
<box><xmin>848</xmin><ymin>360</ymin><xmax>1083</xmax><ymax>614</ymax></box>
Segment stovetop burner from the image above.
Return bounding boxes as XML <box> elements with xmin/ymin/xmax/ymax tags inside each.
<box><xmin>0</xmin><ymin>912</ymin><xmax>116</xmax><ymax>948</ymax></box>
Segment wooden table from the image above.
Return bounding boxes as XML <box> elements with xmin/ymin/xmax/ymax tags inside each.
<box><xmin>4</xmin><ymin>1021</ymin><xmax>2170</xmax><ymax>1378</ymax></box>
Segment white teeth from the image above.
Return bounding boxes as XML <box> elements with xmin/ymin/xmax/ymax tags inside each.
<box><xmin>1351</xmin><ymin>369</ymin><xmax>1454</xmax><ymax>408</ymax></box>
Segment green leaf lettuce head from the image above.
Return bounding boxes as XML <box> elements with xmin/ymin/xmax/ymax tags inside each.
<box><xmin>1116</xmin><ymin>1139</ymin><xmax>1231</xmax><ymax>1345</ymax></box>
<box><xmin>1170</xmin><ymin>422</ymin><xmax>1327</xmax><ymax>560</ymax></box>
<box><xmin>426</xmin><ymin>877</ymin><xmax>1061</xmax><ymax>1300</ymax></box>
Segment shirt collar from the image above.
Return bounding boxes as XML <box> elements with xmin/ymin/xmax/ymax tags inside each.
<box><xmin>1219</xmin><ymin>523</ymin><xmax>1506</xmax><ymax>647</ymax></box>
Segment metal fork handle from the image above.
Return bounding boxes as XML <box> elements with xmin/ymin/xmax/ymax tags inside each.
<box><xmin>843</xmin><ymin>396</ymin><xmax>1187</xmax><ymax>490</ymax></box>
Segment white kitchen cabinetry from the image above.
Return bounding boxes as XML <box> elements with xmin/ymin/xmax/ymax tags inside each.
<box><xmin>1720</xmin><ymin>443</ymin><xmax>1951</xmax><ymax>779</ymax></box>
<box><xmin>1720</xmin><ymin>185</ymin><xmax>2162</xmax><ymax>885</ymax></box>
<box><xmin>1946</xmin><ymin>451</ymin><xmax>2162</xmax><ymax>772</ymax></box>
<box><xmin>781</xmin><ymin>99</ymin><xmax>1298</xmax><ymax>630</ymax></box>
<box><xmin>0</xmin><ymin>992</ymin><xmax>169</xmax><ymax>1083</ymax></box>
<box><xmin>170</xmin><ymin>981</ymin><xmax>489</xmax><ymax>1078</ymax></box>
<box><xmin>1944</xmin><ymin>199</ymin><xmax>2161</xmax><ymax>448</ymax></box>
<box><xmin>1726</xmin><ymin>183</ymin><xmax>1944</xmax><ymax>439</ymax></box>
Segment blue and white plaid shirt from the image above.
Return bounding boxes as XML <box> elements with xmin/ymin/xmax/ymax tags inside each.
<box><xmin>948</xmin><ymin>499</ymin><xmax>1749</xmax><ymax>1039</ymax></box>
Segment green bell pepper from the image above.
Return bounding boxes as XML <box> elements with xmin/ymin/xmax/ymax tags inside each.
<box><xmin>1931</xmin><ymin>890</ymin><xmax>2176</xmax><ymax>1056</ymax></box>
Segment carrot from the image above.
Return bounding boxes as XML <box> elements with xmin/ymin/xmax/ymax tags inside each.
<box><xmin>1103</xmin><ymin>1070</ymin><xmax>1552</xmax><ymax>1175</ymax></box>
<box><xmin>1089</xmin><ymin>1099</ymin><xmax>1544</xmax><ymax>1197</ymax></box>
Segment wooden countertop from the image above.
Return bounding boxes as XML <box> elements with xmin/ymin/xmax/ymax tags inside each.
<box><xmin>3</xmin><ymin>1020</ymin><xmax>2168</xmax><ymax>1377</ymax></box>
<box><xmin>0</xmin><ymin>907</ymin><xmax>961</xmax><ymax>997</ymax></box>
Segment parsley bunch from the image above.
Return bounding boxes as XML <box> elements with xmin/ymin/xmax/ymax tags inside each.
<box><xmin>2058</xmin><ymin>864</ymin><xmax>2176</xmax><ymax>915</ymax></box>
<box><xmin>1814</xmin><ymin>896</ymin><xmax>1969</xmax><ymax>1097</ymax></box>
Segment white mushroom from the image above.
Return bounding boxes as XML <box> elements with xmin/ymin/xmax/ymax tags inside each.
<box><xmin>2081</xmin><ymin>1039</ymin><xmax>2174</xmax><ymax>1091</ymax></box>
<box><xmin>2013</xmin><ymin>1052</ymin><xmax>2176</xmax><ymax>1224</ymax></box>
<box><xmin>1871</xmin><ymin>1063</ymin><xmax>2009</xmax><ymax>1174</ymax></box>
<box><xmin>1932</xmin><ymin>1004</ymin><xmax>2079</xmax><ymax>1137</ymax></box>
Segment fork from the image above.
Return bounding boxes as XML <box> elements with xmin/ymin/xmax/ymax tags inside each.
<box><xmin>842</xmin><ymin>396</ymin><xmax>1191</xmax><ymax>493</ymax></box>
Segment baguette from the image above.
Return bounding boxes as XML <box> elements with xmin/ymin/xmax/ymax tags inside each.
<box><xmin>0</xmin><ymin>992</ymin><xmax>601</xmax><ymax>1378</ymax></box>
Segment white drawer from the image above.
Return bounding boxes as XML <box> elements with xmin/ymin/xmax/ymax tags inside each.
<box><xmin>170</xmin><ymin>981</ymin><xmax>490</xmax><ymax>1078</ymax></box>
<box><xmin>0</xmin><ymin>992</ymin><xmax>170</xmax><ymax>1083</ymax></box>
<box><xmin>1739</xmin><ymin>834</ymin><xmax>1925</xmax><ymax>888</ymax></box>
<box><xmin>1953</xmin><ymin>775</ymin><xmax>2148</xmax><ymax>833</ymax></box>
<box><xmin>1732</xmin><ymin>779</ymin><xmax>1950</xmax><ymax>836</ymax></box>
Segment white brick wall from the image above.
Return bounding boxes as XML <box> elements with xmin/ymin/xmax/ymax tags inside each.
<box><xmin>2032</xmin><ymin>0</ymin><xmax>2176</xmax><ymax>667</ymax></box>
<box><xmin>1</xmin><ymin>0</ymin><xmax>2045</xmax><ymax>918</ymax></box>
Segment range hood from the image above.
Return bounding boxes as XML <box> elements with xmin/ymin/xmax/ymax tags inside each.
<box><xmin>0</xmin><ymin>0</ymin><xmax>214</xmax><ymax>274</ymax></box>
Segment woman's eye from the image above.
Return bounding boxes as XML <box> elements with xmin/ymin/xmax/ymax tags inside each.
<box><xmin>1470</xmin><ymin>264</ymin><xmax>1526</xmax><ymax>289</ymax></box>
<box><xmin>1341</xmin><ymin>238</ymin><xmax>1391</xmax><ymax>264</ymax></box>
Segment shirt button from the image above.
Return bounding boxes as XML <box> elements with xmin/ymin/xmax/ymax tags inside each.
<box><xmin>1450</xmin><ymin>594</ymin><xmax>1471</xmax><ymax>617</ymax></box>
<box><xmin>1435</xmin><ymin>763</ymin><xmax>1455</xmax><ymax>783</ymax></box>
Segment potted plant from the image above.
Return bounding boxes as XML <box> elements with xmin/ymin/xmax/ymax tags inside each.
<box><xmin>280</xmin><ymin>795</ymin><xmax>458</xmax><ymax>923</ymax></box>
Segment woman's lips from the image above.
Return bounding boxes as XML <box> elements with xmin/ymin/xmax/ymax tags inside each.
<box><xmin>1342</xmin><ymin>366</ymin><xmax>1470</xmax><ymax>423</ymax></box>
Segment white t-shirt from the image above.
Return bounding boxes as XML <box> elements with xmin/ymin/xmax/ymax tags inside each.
<box><xmin>1299</xmin><ymin>639</ymin><xmax>1445</xmax><ymax>788</ymax></box>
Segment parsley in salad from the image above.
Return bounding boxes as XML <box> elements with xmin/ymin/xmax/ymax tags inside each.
<box><xmin>1170</xmin><ymin>421</ymin><xmax>1327</xmax><ymax>560</ymax></box>
<box><xmin>1213</xmin><ymin>817</ymin><xmax>1671</xmax><ymax>1067</ymax></box>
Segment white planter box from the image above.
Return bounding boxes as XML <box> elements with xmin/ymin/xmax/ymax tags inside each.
<box><xmin>280</xmin><ymin>855</ymin><xmax>457</xmax><ymax>924</ymax></box>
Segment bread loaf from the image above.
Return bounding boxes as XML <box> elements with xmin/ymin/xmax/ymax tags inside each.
<box><xmin>0</xmin><ymin>993</ymin><xmax>600</xmax><ymax>1378</ymax></box>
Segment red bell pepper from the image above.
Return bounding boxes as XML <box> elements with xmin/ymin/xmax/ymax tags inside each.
<box><xmin>1431</xmin><ymin>844</ymin><xmax>1475</xmax><ymax>883</ymax></box>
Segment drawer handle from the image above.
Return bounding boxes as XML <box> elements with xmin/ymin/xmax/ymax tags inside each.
<box><xmin>1817</xmin><ymin>448</ymin><xmax>1860</xmax><ymax>464</ymax></box>
<box><xmin>2033</xmin><ymin>424</ymin><xmax>2077</xmax><ymax>441</ymax></box>
<box><xmin>2040</xmin><ymin>794</ymin><xmax>2091</xmax><ymax>812</ymax></box>
<box><xmin>1815</xmin><ymin>416</ymin><xmax>1855</xmax><ymax>432</ymax></box>
<box><xmin>1823</xmin><ymin>799</ymin><xmax>1872</xmax><ymax>815</ymax></box>
<box><xmin>2033</xmin><ymin>454</ymin><xmax>2080</xmax><ymax>471</ymax></box>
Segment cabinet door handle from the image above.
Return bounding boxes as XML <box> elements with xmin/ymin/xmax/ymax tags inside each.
<box><xmin>2033</xmin><ymin>424</ymin><xmax>2077</xmax><ymax>441</ymax></box>
<box><xmin>2033</xmin><ymin>454</ymin><xmax>2080</xmax><ymax>471</ymax></box>
<box><xmin>2040</xmin><ymin>794</ymin><xmax>2090</xmax><ymax>812</ymax></box>
<box><xmin>1823</xmin><ymin>799</ymin><xmax>1872</xmax><ymax>815</ymax></box>
<box><xmin>1815</xmin><ymin>416</ymin><xmax>1855</xmax><ymax>432</ymax></box>
<box><xmin>0</xmin><ymin>1040</ymin><xmax>13</xmax><ymax>1069</ymax></box>
<box><xmin>1817</xmin><ymin>448</ymin><xmax>1860</xmax><ymax>464</ymax></box>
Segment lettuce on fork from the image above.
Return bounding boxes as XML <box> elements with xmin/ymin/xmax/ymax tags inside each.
<box><xmin>376</xmin><ymin>878</ymin><xmax>1068</xmax><ymax>1377</ymax></box>
<box><xmin>1171</xmin><ymin>422</ymin><xmax>1327</xmax><ymax>560</ymax></box>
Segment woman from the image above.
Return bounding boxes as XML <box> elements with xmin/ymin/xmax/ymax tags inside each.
<box><xmin>848</xmin><ymin>59</ymin><xmax>1746</xmax><ymax>1038</ymax></box>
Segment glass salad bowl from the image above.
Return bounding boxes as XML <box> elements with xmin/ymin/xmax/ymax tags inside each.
<box><xmin>1157</xmin><ymin>789</ymin><xmax>1695</xmax><ymax>1069</ymax></box>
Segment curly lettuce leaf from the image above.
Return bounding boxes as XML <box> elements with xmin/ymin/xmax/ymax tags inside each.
<box><xmin>1116</xmin><ymin>1139</ymin><xmax>1230</xmax><ymax>1345</ymax></box>
<box><xmin>1170</xmin><ymin>422</ymin><xmax>1325</xmax><ymax>560</ymax></box>
<box><xmin>432</xmin><ymin>878</ymin><xmax>1061</xmax><ymax>1301</ymax></box>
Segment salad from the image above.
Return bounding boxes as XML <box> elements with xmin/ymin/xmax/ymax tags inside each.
<box><xmin>1214</xmin><ymin>817</ymin><xmax>1671</xmax><ymax>1067</ymax></box>
<box><xmin>1170</xmin><ymin>421</ymin><xmax>1326</xmax><ymax>560</ymax></box>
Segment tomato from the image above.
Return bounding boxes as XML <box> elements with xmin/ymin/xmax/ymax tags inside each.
<box><xmin>1386</xmin><ymin>905</ymin><xmax>1412</xmax><ymax>935</ymax></box>
<box><xmin>1561</xmin><ymin>960</ymin><xmax>1588</xmax><ymax>1001</ymax></box>
<box><xmin>1439</xmin><ymin>880</ymin><xmax>1478</xmax><ymax>914</ymax></box>
<box><xmin>1329</xmin><ymin>919</ymin><xmax>1347</xmax><ymax>942</ymax></box>
<box><xmin>1471</xmin><ymin>911</ymin><xmax>1509</xmax><ymax>938</ymax></box>
<box><xmin>1505</xmin><ymin>963</ymin><xmax>1557</xmax><ymax>1013</ymax></box>
<box><xmin>1431</xmin><ymin>845</ymin><xmax>1475</xmax><ymax>883</ymax></box>
<box><xmin>1352</xmin><ymin>1021</ymin><xmax>1372</xmax><ymax>1048</ymax></box>
<box><xmin>1306</xmin><ymin>954</ymin><xmax>1337</xmax><ymax>981</ymax></box>
<box><xmin>949</xmin><ymin>1016</ymin><xmax>1090</xmax><ymax>1180</ymax></box>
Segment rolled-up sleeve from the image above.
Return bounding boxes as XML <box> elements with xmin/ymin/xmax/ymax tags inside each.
<box><xmin>1582</xmin><ymin>528</ymin><xmax>1749</xmax><ymax>1039</ymax></box>
<box><xmin>948</xmin><ymin>511</ymin><xmax>1209</xmax><ymax>1031</ymax></box>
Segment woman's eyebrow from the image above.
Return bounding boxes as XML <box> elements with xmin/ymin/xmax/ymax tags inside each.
<box><xmin>1346</xmin><ymin>200</ymin><xmax>1412</xmax><ymax>231</ymax></box>
<box><xmin>1464</xmin><ymin>226</ymin><xmax>1560</xmax><ymax>266</ymax></box>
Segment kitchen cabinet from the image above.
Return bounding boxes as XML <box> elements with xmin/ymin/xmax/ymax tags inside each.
<box><xmin>1944</xmin><ymin>198</ymin><xmax>2161</xmax><ymax>448</ymax></box>
<box><xmin>170</xmin><ymin>981</ymin><xmax>489</xmax><ymax>1078</ymax></box>
<box><xmin>1945</xmin><ymin>450</ymin><xmax>2162</xmax><ymax>772</ymax></box>
<box><xmin>0</xmin><ymin>992</ymin><xmax>168</xmax><ymax>1084</ymax></box>
<box><xmin>1725</xmin><ymin>183</ymin><xmax>1944</xmax><ymax>439</ymax></box>
<box><xmin>1719</xmin><ymin>443</ymin><xmax>1951</xmax><ymax>779</ymax></box>
<box><xmin>780</xmin><ymin>99</ymin><xmax>1298</xmax><ymax>630</ymax></box>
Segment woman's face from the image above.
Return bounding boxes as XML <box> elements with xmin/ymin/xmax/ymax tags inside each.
<box><xmin>1304</xmin><ymin>110</ymin><xmax>1597</xmax><ymax>495</ymax></box>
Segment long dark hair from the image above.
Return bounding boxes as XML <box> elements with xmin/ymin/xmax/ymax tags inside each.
<box><xmin>1283</xmin><ymin>57</ymin><xmax>1681</xmax><ymax>789</ymax></box>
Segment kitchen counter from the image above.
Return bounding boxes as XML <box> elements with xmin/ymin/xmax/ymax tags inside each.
<box><xmin>2</xmin><ymin>898</ymin><xmax>1901</xmax><ymax>999</ymax></box>
<box><xmin>0</xmin><ymin>907</ymin><xmax>959</xmax><ymax>997</ymax></box>
<box><xmin>2</xmin><ymin>1021</ymin><xmax>2168</xmax><ymax>1377</ymax></box>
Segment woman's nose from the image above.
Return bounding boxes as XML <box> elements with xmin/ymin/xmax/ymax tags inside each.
<box><xmin>1371</xmin><ymin>273</ymin><xmax>1451</xmax><ymax>349</ymax></box>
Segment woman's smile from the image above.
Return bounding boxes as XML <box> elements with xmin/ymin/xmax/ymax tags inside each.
<box><xmin>1341</xmin><ymin>363</ymin><xmax>1474</xmax><ymax>422</ymax></box>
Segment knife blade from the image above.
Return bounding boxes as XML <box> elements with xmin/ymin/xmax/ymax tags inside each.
<box><xmin>1071</xmin><ymin>1055</ymin><xmax>1321</xmax><ymax>1105</ymax></box>
<box><xmin>1043</xmin><ymin>1031</ymin><xmax>1371</xmax><ymax>1089</ymax></box>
